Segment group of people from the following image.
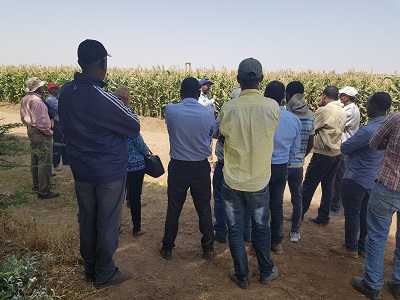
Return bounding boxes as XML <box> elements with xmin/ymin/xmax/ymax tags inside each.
<box><xmin>19</xmin><ymin>39</ymin><xmax>400</xmax><ymax>299</ymax></box>
<box><xmin>20</xmin><ymin>79</ymin><xmax>67</xmax><ymax>199</ymax></box>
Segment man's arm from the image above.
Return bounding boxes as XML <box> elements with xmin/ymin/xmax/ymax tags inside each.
<box><xmin>305</xmin><ymin>135</ymin><xmax>314</xmax><ymax>157</ymax></box>
<box><xmin>313</xmin><ymin>108</ymin><xmax>326</xmax><ymax>131</ymax></box>
<box><xmin>341</xmin><ymin>127</ymin><xmax>370</xmax><ymax>155</ymax></box>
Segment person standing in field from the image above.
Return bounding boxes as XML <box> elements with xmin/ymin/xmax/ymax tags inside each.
<box><xmin>264</xmin><ymin>81</ymin><xmax>301</xmax><ymax>254</ymax></box>
<box><xmin>58</xmin><ymin>39</ymin><xmax>140</xmax><ymax>289</ymax></box>
<box><xmin>329</xmin><ymin>86</ymin><xmax>360</xmax><ymax>216</ymax></box>
<box><xmin>351</xmin><ymin>110</ymin><xmax>400</xmax><ymax>300</ymax></box>
<box><xmin>45</xmin><ymin>82</ymin><xmax>68</xmax><ymax>171</ymax></box>
<box><xmin>301</xmin><ymin>86</ymin><xmax>346</xmax><ymax>226</ymax></box>
<box><xmin>330</xmin><ymin>92</ymin><xmax>391</xmax><ymax>260</ymax></box>
<box><xmin>20</xmin><ymin>77</ymin><xmax>59</xmax><ymax>199</ymax></box>
<box><xmin>161</xmin><ymin>77</ymin><xmax>215</xmax><ymax>261</ymax></box>
<box><xmin>198</xmin><ymin>78</ymin><xmax>218</xmax><ymax>110</ymax></box>
<box><xmin>213</xmin><ymin>87</ymin><xmax>252</xmax><ymax>244</ymax></box>
<box><xmin>220</xmin><ymin>58</ymin><xmax>280</xmax><ymax>289</ymax></box>
<box><xmin>284</xmin><ymin>81</ymin><xmax>315</xmax><ymax>243</ymax></box>
<box><xmin>115</xmin><ymin>86</ymin><xmax>149</xmax><ymax>237</ymax></box>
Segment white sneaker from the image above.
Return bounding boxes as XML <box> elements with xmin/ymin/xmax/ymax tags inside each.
<box><xmin>289</xmin><ymin>231</ymin><xmax>300</xmax><ymax>243</ymax></box>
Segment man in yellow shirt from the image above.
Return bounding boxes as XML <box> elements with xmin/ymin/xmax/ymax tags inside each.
<box><xmin>219</xmin><ymin>58</ymin><xmax>280</xmax><ymax>289</ymax></box>
<box><xmin>301</xmin><ymin>86</ymin><xmax>346</xmax><ymax>226</ymax></box>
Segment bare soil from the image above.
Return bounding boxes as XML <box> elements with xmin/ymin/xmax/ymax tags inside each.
<box><xmin>0</xmin><ymin>103</ymin><xmax>397</xmax><ymax>300</ymax></box>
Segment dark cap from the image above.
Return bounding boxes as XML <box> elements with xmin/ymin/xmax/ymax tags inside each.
<box><xmin>238</xmin><ymin>58</ymin><xmax>263</xmax><ymax>79</ymax></box>
<box><xmin>199</xmin><ymin>78</ymin><xmax>214</xmax><ymax>86</ymax></box>
<box><xmin>77</xmin><ymin>39</ymin><xmax>111</xmax><ymax>64</ymax></box>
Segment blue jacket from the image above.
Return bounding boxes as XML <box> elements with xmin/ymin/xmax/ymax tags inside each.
<box><xmin>59</xmin><ymin>72</ymin><xmax>140</xmax><ymax>183</ymax></box>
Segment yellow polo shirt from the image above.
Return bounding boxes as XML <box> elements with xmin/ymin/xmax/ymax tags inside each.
<box><xmin>219</xmin><ymin>89</ymin><xmax>280</xmax><ymax>192</ymax></box>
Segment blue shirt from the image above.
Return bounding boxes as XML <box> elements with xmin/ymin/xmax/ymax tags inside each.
<box><xmin>341</xmin><ymin>116</ymin><xmax>386</xmax><ymax>190</ymax></box>
<box><xmin>272</xmin><ymin>107</ymin><xmax>302</xmax><ymax>165</ymax></box>
<box><xmin>165</xmin><ymin>98</ymin><xmax>215</xmax><ymax>161</ymax></box>
<box><xmin>45</xmin><ymin>94</ymin><xmax>60</xmax><ymax>122</ymax></box>
<box><xmin>126</xmin><ymin>133</ymin><xmax>149</xmax><ymax>172</ymax></box>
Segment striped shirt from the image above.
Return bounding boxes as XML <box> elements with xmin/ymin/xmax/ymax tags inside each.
<box><xmin>288</xmin><ymin>118</ymin><xmax>315</xmax><ymax>168</ymax></box>
<box><xmin>370</xmin><ymin>112</ymin><xmax>400</xmax><ymax>192</ymax></box>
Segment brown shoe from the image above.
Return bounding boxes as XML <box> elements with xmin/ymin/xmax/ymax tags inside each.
<box><xmin>132</xmin><ymin>229</ymin><xmax>146</xmax><ymax>237</ymax></box>
<box><xmin>308</xmin><ymin>217</ymin><xmax>328</xmax><ymax>227</ymax></box>
<box><xmin>351</xmin><ymin>276</ymin><xmax>381</xmax><ymax>300</ymax></box>
<box><xmin>330</xmin><ymin>245</ymin><xmax>358</xmax><ymax>259</ymax></box>
<box><xmin>95</xmin><ymin>267</ymin><xmax>132</xmax><ymax>289</ymax></box>
<box><xmin>271</xmin><ymin>243</ymin><xmax>283</xmax><ymax>254</ymax></box>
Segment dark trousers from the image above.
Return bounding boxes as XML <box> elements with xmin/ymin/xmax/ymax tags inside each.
<box><xmin>342</xmin><ymin>178</ymin><xmax>369</xmax><ymax>252</ymax></box>
<box><xmin>330</xmin><ymin>154</ymin><xmax>346</xmax><ymax>212</ymax></box>
<box><xmin>127</xmin><ymin>169</ymin><xmax>145</xmax><ymax>231</ymax></box>
<box><xmin>162</xmin><ymin>159</ymin><xmax>214</xmax><ymax>252</ymax></box>
<box><xmin>301</xmin><ymin>153</ymin><xmax>341</xmax><ymax>223</ymax></box>
<box><xmin>75</xmin><ymin>178</ymin><xmax>125</xmax><ymax>285</ymax></box>
<box><xmin>52</xmin><ymin>122</ymin><xmax>68</xmax><ymax>168</ymax></box>
<box><xmin>269</xmin><ymin>163</ymin><xmax>288</xmax><ymax>244</ymax></box>
<box><xmin>27</xmin><ymin>127</ymin><xmax>52</xmax><ymax>196</ymax></box>
<box><xmin>287</xmin><ymin>167</ymin><xmax>303</xmax><ymax>233</ymax></box>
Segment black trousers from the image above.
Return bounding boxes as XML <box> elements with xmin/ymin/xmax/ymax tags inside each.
<box><xmin>162</xmin><ymin>159</ymin><xmax>214</xmax><ymax>252</ymax></box>
<box><xmin>126</xmin><ymin>169</ymin><xmax>145</xmax><ymax>231</ymax></box>
<box><xmin>301</xmin><ymin>153</ymin><xmax>341</xmax><ymax>223</ymax></box>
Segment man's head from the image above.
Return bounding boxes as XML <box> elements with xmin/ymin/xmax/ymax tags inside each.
<box><xmin>180</xmin><ymin>77</ymin><xmax>201</xmax><ymax>100</ymax></box>
<box><xmin>199</xmin><ymin>78</ymin><xmax>213</xmax><ymax>93</ymax></box>
<box><xmin>47</xmin><ymin>82</ymin><xmax>60</xmax><ymax>97</ymax></box>
<box><xmin>339</xmin><ymin>86</ymin><xmax>358</xmax><ymax>106</ymax></box>
<box><xmin>366</xmin><ymin>92</ymin><xmax>392</xmax><ymax>118</ymax></box>
<box><xmin>77</xmin><ymin>39</ymin><xmax>110</xmax><ymax>80</ymax></box>
<box><xmin>286</xmin><ymin>81</ymin><xmax>304</xmax><ymax>102</ymax></box>
<box><xmin>264</xmin><ymin>81</ymin><xmax>285</xmax><ymax>105</ymax></box>
<box><xmin>115</xmin><ymin>87</ymin><xmax>131</xmax><ymax>106</ymax></box>
<box><xmin>320</xmin><ymin>86</ymin><xmax>339</xmax><ymax>106</ymax></box>
<box><xmin>237</xmin><ymin>58</ymin><xmax>264</xmax><ymax>90</ymax></box>
<box><xmin>25</xmin><ymin>77</ymin><xmax>45</xmax><ymax>96</ymax></box>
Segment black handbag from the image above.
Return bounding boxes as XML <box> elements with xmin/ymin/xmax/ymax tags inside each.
<box><xmin>144</xmin><ymin>150</ymin><xmax>165</xmax><ymax>178</ymax></box>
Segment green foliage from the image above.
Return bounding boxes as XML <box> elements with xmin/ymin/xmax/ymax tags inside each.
<box><xmin>0</xmin><ymin>123</ymin><xmax>28</xmax><ymax>170</ymax></box>
<box><xmin>0</xmin><ymin>253</ymin><xmax>61</xmax><ymax>299</ymax></box>
<box><xmin>0</xmin><ymin>66</ymin><xmax>399</xmax><ymax>124</ymax></box>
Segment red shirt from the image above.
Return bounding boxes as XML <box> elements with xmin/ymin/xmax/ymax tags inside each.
<box><xmin>370</xmin><ymin>112</ymin><xmax>400</xmax><ymax>192</ymax></box>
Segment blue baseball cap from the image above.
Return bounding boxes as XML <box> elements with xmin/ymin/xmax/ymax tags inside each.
<box><xmin>199</xmin><ymin>78</ymin><xmax>214</xmax><ymax>86</ymax></box>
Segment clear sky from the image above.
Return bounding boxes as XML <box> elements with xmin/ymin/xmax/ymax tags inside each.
<box><xmin>1</xmin><ymin>0</ymin><xmax>399</xmax><ymax>74</ymax></box>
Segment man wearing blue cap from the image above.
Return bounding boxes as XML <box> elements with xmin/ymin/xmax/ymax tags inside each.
<box><xmin>59</xmin><ymin>39</ymin><xmax>140</xmax><ymax>289</ymax></box>
<box><xmin>199</xmin><ymin>78</ymin><xmax>218</xmax><ymax>110</ymax></box>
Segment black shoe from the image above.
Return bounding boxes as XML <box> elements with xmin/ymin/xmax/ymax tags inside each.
<box><xmin>161</xmin><ymin>249</ymin><xmax>172</xmax><ymax>260</ymax></box>
<box><xmin>38</xmin><ymin>192</ymin><xmax>60</xmax><ymax>199</ymax></box>
<box><xmin>203</xmin><ymin>250</ymin><xmax>214</xmax><ymax>261</ymax></box>
<box><xmin>350</xmin><ymin>276</ymin><xmax>381</xmax><ymax>300</ymax></box>
<box><xmin>132</xmin><ymin>229</ymin><xmax>146</xmax><ymax>237</ymax></box>
<box><xmin>95</xmin><ymin>267</ymin><xmax>132</xmax><ymax>289</ymax></box>
<box><xmin>85</xmin><ymin>273</ymin><xmax>95</xmax><ymax>282</ymax></box>
<box><xmin>229</xmin><ymin>268</ymin><xmax>249</xmax><ymax>289</ymax></box>
<box><xmin>388</xmin><ymin>281</ymin><xmax>400</xmax><ymax>300</ymax></box>
<box><xmin>260</xmin><ymin>266</ymin><xmax>279</xmax><ymax>285</ymax></box>
<box><xmin>308</xmin><ymin>217</ymin><xmax>328</xmax><ymax>227</ymax></box>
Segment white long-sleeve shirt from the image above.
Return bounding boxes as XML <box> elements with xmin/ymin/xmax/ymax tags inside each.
<box><xmin>342</xmin><ymin>102</ymin><xmax>360</xmax><ymax>142</ymax></box>
<box><xmin>198</xmin><ymin>92</ymin><xmax>216</xmax><ymax>111</ymax></box>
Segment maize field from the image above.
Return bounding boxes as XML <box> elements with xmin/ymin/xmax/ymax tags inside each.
<box><xmin>0</xmin><ymin>65</ymin><xmax>399</xmax><ymax>125</ymax></box>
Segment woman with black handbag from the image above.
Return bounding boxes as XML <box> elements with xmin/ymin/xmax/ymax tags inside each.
<box><xmin>115</xmin><ymin>87</ymin><xmax>149</xmax><ymax>237</ymax></box>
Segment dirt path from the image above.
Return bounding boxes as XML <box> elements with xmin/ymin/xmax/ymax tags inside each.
<box><xmin>1</xmin><ymin>103</ymin><xmax>397</xmax><ymax>299</ymax></box>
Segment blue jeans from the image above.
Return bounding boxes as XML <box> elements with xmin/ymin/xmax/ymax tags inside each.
<box><xmin>222</xmin><ymin>181</ymin><xmax>275</xmax><ymax>282</ymax></box>
<box><xmin>269</xmin><ymin>164</ymin><xmax>288</xmax><ymax>244</ymax></box>
<box><xmin>213</xmin><ymin>161</ymin><xmax>251</xmax><ymax>242</ymax></box>
<box><xmin>287</xmin><ymin>167</ymin><xmax>303</xmax><ymax>233</ymax></box>
<box><xmin>363</xmin><ymin>182</ymin><xmax>400</xmax><ymax>290</ymax></box>
<box><xmin>52</xmin><ymin>121</ymin><xmax>68</xmax><ymax>168</ymax></box>
<box><xmin>341</xmin><ymin>178</ymin><xmax>369</xmax><ymax>252</ymax></box>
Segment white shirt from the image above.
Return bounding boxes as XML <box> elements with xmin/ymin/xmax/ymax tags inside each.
<box><xmin>342</xmin><ymin>102</ymin><xmax>360</xmax><ymax>142</ymax></box>
<box><xmin>198</xmin><ymin>92</ymin><xmax>216</xmax><ymax>111</ymax></box>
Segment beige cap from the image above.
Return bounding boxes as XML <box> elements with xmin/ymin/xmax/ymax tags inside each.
<box><xmin>25</xmin><ymin>77</ymin><xmax>45</xmax><ymax>93</ymax></box>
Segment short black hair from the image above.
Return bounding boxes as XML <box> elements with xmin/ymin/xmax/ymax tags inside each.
<box><xmin>180</xmin><ymin>77</ymin><xmax>200</xmax><ymax>99</ymax></box>
<box><xmin>323</xmin><ymin>86</ymin><xmax>339</xmax><ymax>100</ymax></box>
<box><xmin>286</xmin><ymin>81</ymin><xmax>304</xmax><ymax>98</ymax></box>
<box><xmin>370</xmin><ymin>92</ymin><xmax>392</xmax><ymax>112</ymax></box>
<box><xmin>264</xmin><ymin>81</ymin><xmax>285</xmax><ymax>103</ymax></box>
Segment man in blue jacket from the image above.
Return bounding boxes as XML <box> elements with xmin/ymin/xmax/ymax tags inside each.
<box><xmin>59</xmin><ymin>39</ymin><xmax>140</xmax><ymax>289</ymax></box>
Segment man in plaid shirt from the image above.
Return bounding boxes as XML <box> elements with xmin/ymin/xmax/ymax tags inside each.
<box><xmin>351</xmin><ymin>111</ymin><xmax>400</xmax><ymax>300</ymax></box>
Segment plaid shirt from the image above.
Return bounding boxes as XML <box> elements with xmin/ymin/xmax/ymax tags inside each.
<box><xmin>370</xmin><ymin>112</ymin><xmax>400</xmax><ymax>192</ymax></box>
